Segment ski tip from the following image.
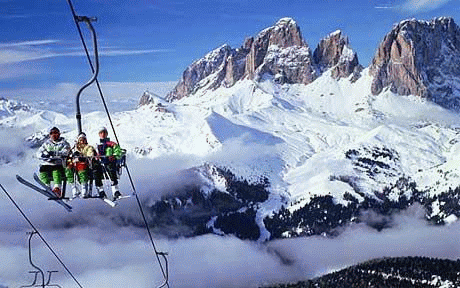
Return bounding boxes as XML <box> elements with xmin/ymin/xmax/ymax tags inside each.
<box><xmin>103</xmin><ymin>198</ymin><xmax>118</xmax><ymax>207</ymax></box>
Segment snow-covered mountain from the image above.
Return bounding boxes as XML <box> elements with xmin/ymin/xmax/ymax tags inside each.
<box><xmin>4</xmin><ymin>17</ymin><xmax>460</xmax><ymax>243</ymax></box>
<box><xmin>145</xmin><ymin>17</ymin><xmax>460</xmax><ymax>241</ymax></box>
<box><xmin>370</xmin><ymin>17</ymin><xmax>460</xmax><ymax>110</ymax></box>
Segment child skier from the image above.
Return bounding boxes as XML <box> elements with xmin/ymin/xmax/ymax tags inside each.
<box><xmin>95</xmin><ymin>127</ymin><xmax>124</xmax><ymax>200</ymax></box>
<box><xmin>71</xmin><ymin>132</ymin><xmax>98</xmax><ymax>198</ymax></box>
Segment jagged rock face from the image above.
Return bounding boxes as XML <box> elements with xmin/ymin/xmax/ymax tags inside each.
<box><xmin>245</xmin><ymin>17</ymin><xmax>315</xmax><ymax>84</ymax></box>
<box><xmin>166</xmin><ymin>44</ymin><xmax>234</xmax><ymax>101</ymax></box>
<box><xmin>138</xmin><ymin>91</ymin><xmax>156</xmax><ymax>106</ymax></box>
<box><xmin>314</xmin><ymin>30</ymin><xmax>362</xmax><ymax>79</ymax></box>
<box><xmin>222</xmin><ymin>47</ymin><xmax>249</xmax><ymax>88</ymax></box>
<box><xmin>0</xmin><ymin>97</ymin><xmax>30</xmax><ymax>118</ymax></box>
<box><xmin>138</xmin><ymin>91</ymin><xmax>169</xmax><ymax>112</ymax></box>
<box><xmin>255</xmin><ymin>45</ymin><xmax>316</xmax><ymax>84</ymax></box>
<box><xmin>370</xmin><ymin>17</ymin><xmax>460</xmax><ymax>110</ymax></box>
<box><xmin>166</xmin><ymin>17</ymin><xmax>360</xmax><ymax>101</ymax></box>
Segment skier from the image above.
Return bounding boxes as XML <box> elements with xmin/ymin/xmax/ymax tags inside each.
<box><xmin>37</xmin><ymin>127</ymin><xmax>73</xmax><ymax>198</ymax></box>
<box><xmin>94</xmin><ymin>127</ymin><xmax>124</xmax><ymax>200</ymax></box>
<box><xmin>70</xmin><ymin>132</ymin><xmax>98</xmax><ymax>198</ymax></box>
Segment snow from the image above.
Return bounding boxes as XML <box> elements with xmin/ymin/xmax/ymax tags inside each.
<box><xmin>4</xmin><ymin>64</ymin><xmax>460</xmax><ymax>219</ymax></box>
<box><xmin>3</xmin><ymin>59</ymin><xmax>460</xmax><ymax>286</ymax></box>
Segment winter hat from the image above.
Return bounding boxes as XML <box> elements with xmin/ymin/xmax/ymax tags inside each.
<box><xmin>49</xmin><ymin>127</ymin><xmax>60</xmax><ymax>134</ymax></box>
<box><xmin>77</xmin><ymin>132</ymin><xmax>87</xmax><ymax>140</ymax></box>
<box><xmin>99</xmin><ymin>127</ymin><xmax>108</xmax><ymax>133</ymax></box>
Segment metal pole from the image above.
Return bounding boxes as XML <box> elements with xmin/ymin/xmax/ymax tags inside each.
<box><xmin>75</xmin><ymin>16</ymin><xmax>99</xmax><ymax>135</ymax></box>
<box><xmin>28</xmin><ymin>231</ymin><xmax>45</xmax><ymax>288</ymax></box>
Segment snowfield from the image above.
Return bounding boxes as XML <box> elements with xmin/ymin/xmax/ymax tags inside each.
<box><xmin>2</xmin><ymin>67</ymin><xmax>460</xmax><ymax>287</ymax></box>
<box><xmin>3</xmin><ymin>68</ymin><xmax>460</xmax><ymax>231</ymax></box>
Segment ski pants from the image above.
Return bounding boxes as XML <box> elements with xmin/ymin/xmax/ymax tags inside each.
<box><xmin>93</xmin><ymin>161</ymin><xmax>118</xmax><ymax>187</ymax></box>
<box><xmin>39</xmin><ymin>165</ymin><xmax>73</xmax><ymax>185</ymax></box>
<box><xmin>72</xmin><ymin>161</ymin><xmax>90</xmax><ymax>184</ymax></box>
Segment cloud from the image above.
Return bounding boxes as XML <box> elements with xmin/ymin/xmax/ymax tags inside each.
<box><xmin>1</xmin><ymin>95</ymin><xmax>460</xmax><ymax>288</ymax></box>
<box><xmin>0</xmin><ymin>81</ymin><xmax>176</xmax><ymax>114</ymax></box>
<box><xmin>0</xmin><ymin>40</ymin><xmax>60</xmax><ymax>48</ymax></box>
<box><xmin>0</xmin><ymin>14</ymin><xmax>33</xmax><ymax>20</ymax></box>
<box><xmin>1</xmin><ymin>132</ymin><xmax>460</xmax><ymax>288</ymax></box>
<box><xmin>0</xmin><ymin>39</ymin><xmax>171</xmax><ymax>66</ymax></box>
<box><xmin>0</xmin><ymin>40</ymin><xmax>60</xmax><ymax>65</ymax></box>
<box><xmin>398</xmin><ymin>0</ymin><xmax>452</xmax><ymax>13</ymax></box>
<box><xmin>98</xmin><ymin>48</ymin><xmax>173</xmax><ymax>57</ymax></box>
<box><xmin>0</xmin><ymin>63</ymin><xmax>41</xmax><ymax>80</ymax></box>
<box><xmin>2</xmin><ymin>207</ymin><xmax>460</xmax><ymax>288</ymax></box>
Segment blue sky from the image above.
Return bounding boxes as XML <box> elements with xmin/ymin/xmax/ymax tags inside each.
<box><xmin>0</xmin><ymin>0</ymin><xmax>459</xmax><ymax>107</ymax></box>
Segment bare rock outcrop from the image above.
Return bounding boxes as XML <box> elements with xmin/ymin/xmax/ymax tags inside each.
<box><xmin>165</xmin><ymin>18</ymin><xmax>360</xmax><ymax>102</ymax></box>
<box><xmin>314</xmin><ymin>30</ymin><xmax>362</xmax><ymax>80</ymax></box>
<box><xmin>245</xmin><ymin>18</ymin><xmax>317</xmax><ymax>84</ymax></box>
<box><xmin>165</xmin><ymin>44</ymin><xmax>233</xmax><ymax>101</ymax></box>
<box><xmin>138</xmin><ymin>91</ymin><xmax>168</xmax><ymax>111</ymax></box>
<box><xmin>370</xmin><ymin>17</ymin><xmax>460</xmax><ymax>110</ymax></box>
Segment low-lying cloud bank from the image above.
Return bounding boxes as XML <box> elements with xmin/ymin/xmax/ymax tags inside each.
<box><xmin>1</xmin><ymin>196</ymin><xmax>460</xmax><ymax>288</ymax></box>
<box><xmin>0</xmin><ymin>124</ymin><xmax>459</xmax><ymax>288</ymax></box>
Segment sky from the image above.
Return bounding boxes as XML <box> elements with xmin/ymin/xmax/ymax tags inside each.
<box><xmin>1</xmin><ymin>2</ymin><xmax>460</xmax><ymax>286</ymax></box>
<box><xmin>0</xmin><ymin>0</ymin><xmax>459</xmax><ymax>113</ymax></box>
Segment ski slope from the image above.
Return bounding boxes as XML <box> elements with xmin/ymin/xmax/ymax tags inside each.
<box><xmin>3</xmin><ymin>67</ymin><xmax>460</xmax><ymax>238</ymax></box>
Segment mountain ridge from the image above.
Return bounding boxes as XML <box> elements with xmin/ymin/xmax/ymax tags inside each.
<box><xmin>3</xmin><ymin>17</ymin><xmax>460</xmax><ymax>243</ymax></box>
<box><xmin>165</xmin><ymin>17</ymin><xmax>361</xmax><ymax>102</ymax></box>
<box><xmin>164</xmin><ymin>16</ymin><xmax>460</xmax><ymax>111</ymax></box>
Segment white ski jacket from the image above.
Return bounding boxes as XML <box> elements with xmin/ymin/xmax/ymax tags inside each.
<box><xmin>37</xmin><ymin>137</ymin><xmax>71</xmax><ymax>166</ymax></box>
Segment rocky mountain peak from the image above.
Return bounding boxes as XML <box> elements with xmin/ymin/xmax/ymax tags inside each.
<box><xmin>165</xmin><ymin>44</ymin><xmax>233</xmax><ymax>101</ymax></box>
<box><xmin>245</xmin><ymin>17</ymin><xmax>315</xmax><ymax>84</ymax></box>
<box><xmin>165</xmin><ymin>18</ymin><xmax>360</xmax><ymax>102</ymax></box>
<box><xmin>370</xmin><ymin>17</ymin><xmax>460</xmax><ymax>110</ymax></box>
<box><xmin>0</xmin><ymin>97</ymin><xmax>31</xmax><ymax>119</ymax></box>
<box><xmin>313</xmin><ymin>30</ymin><xmax>362</xmax><ymax>80</ymax></box>
<box><xmin>264</xmin><ymin>17</ymin><xmax>305</xmax><ymax>48</ymax></box>
<box><xmin>138</xmin><ymin>91</ymin><xmax>169</xmax><ymax>112</ymax></box>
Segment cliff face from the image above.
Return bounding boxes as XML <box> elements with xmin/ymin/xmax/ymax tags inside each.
<box><xmin>370</xmin><ymin>17</ymin><xmax>460</xmax><ymax>110</ymax></box>
<box><xmin>165</xmin><ymin>18</ymin><xmax>360</xmax><ymax>102</ymax></box>
<box><xmin>164</xmin><ymin>16</ymin><xmax>460</xmax><ymax>111</ymax></box>
<box><xmin>314</xmin><ymin>30</ymin><xmax>362</xmax><ymax>80</ymax></box>
<box><xmin>244</xmin><ymin>18</ymin><xmax>317</xmax><ymax>85</ymax></box>
<box><xmin>165</xmin><ymin>44</ymin><xmax>234</xmax><ymax>101</ymax></box>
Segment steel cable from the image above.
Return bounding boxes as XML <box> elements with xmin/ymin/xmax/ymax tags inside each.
<box><xmin>65</xmin><ymin>1</ymin><xmax>170</xmax><ymax>287</ymax></box>
<box><xmin>0</xmin><ymin>183</ymin><xmax>83</xmax><ymax>288</ymax></box>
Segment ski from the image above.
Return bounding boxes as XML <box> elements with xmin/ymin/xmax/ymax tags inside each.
<box><xmin>16</xmin><ymin>175</ymin><xmax>72</xmax><ymax>212</ymax></box>
<box><xmin>102</xmin><ymin>197</ymin><xmax>117</xmax><ymax>207</ymax></box>
<box><xmin>99</xmin><ymin>193</ymin><xmax>133</xmax><ymax>207</ymax></box>
<box><xmin>106</xmin><ymin>194</ymin><xmax>133</xmax><ymax>207</ymax></box>
<box><xmin>33</xmin><ymin>173</ymin><xmax>59</xmax><ymax>193</ymax></box>
<box><xmin>36</xmin><ymin>173</ymin><xmax>117</xmax><ymax>208</ymax></box>
<box><xmin>32</xmin><ymin>173</ymin><xmax>122</xmax><ymax>208</ymax></box>
<box><xmin>116</xmin><ymin>195</ymin><xmax>132</xmax><ymax>200</ymax></box>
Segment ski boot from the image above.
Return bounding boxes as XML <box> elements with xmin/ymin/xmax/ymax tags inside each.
<box><xmin>81</xmin><ymin>183</ymin><xmax>90</xmax><ymax>198</ymax></box>
<box><xmin>112</xmin><ymin>184</ymin><xmax>121</xmax><ymax>201</ymax></box>
<box><xmin>71</xmin><ymin>184</ymin><xmax>80</xmax><ymax>199</ymax></box>
<box><xmin>52</xmin><ymin>186</ymin><xmax>62</xmax><ymax>198</ymax></box>
<box><xmin>96</xmin><ymin>186</ymin><xmax>106</xmax><ymax>198</ymax></box>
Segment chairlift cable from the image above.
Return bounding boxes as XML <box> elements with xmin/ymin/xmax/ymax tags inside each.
<box><xmin>0</xmin><ymin>183</ymin><xmax>83</xmax><ymax>288</ymax></box>
<box><xmin>65</xmin><ymin>1</ymin><xmax>170</xmax><ymax>287</ymax></box>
